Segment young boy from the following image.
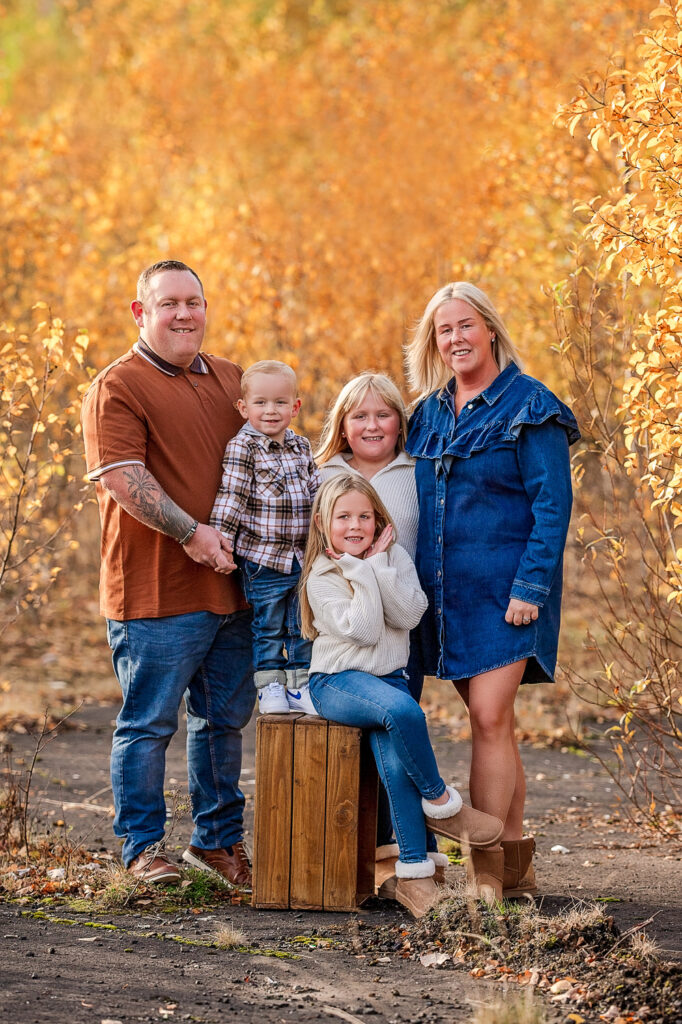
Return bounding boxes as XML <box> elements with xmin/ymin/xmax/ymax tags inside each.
<box><xmin>210</xmin><ymin>360</ymin><xmax>321</xmax><ymax>714</ymax></box>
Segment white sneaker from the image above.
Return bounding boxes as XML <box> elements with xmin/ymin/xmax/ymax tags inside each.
<box><xmin>286</xmin><ymin>686</ymin><xmax>319</xmax><ymax>715</ymax></box>
<box><xmin>258</xmin><ymin>681</ymin><xmax>290</xmax><ymax>714</ymax></box>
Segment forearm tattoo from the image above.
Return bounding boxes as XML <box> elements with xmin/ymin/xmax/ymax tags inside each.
<box><xmin>120</xmin><ymin>466</ymin><xmax>194</xmax><ymax>542</ymax></box>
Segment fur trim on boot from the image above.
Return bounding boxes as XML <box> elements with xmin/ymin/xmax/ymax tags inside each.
<box><xmin>501</xmin><ymin>837</ymin><xmax>537</xmax><ymax>896</ymax></box>
<box><xmin>467</xmin><ymin>847</ymin><xmax>504</xmax><ymax>904</ymax></box>
<box><xmin>394</xmin><ymin>857</ymin><xmax>436</xmax><ymax>879</ymax></box>
<box><xmin>421</xmin><ymin>785</ymin><xmax>463</xmax><ymax>818</ymax></box>
<box><xmin>422</xmin><ymin>787</ymin><xmax>504</xmax><ymax>848</ymax></box>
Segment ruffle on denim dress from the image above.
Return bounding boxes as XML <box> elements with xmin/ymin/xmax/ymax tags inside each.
<box><xmin>406</xmin><ymin>363</ymin><xmax>581</xmax><ymax>685</ymax></box>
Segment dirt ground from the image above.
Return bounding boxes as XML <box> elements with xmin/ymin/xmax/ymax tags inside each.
<box><xmin>2</xmin><ymin>700</ymin><xmax>681</xmax><ymax>1024</ymax></box>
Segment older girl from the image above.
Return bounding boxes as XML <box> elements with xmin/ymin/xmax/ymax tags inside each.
<box><xmin>405</xmin><ymin>282</ymin><xmax>580</xmax><ymax>901</ymax></box>
<box><xmin>300</xmin><ymin>475</ymin><xmax>503</xmax><ymax>918</ymax></box>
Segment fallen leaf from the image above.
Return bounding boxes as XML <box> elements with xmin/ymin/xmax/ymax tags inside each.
<box><xmin>419</xmin><ymin>952</ymin><xmax>449</xmax><ymax>967</ymax></box>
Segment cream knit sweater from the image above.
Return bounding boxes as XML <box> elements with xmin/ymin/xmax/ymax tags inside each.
<box><xmin>319</xmin><ymin>452</ymin><xmax>418</xmax><ymax>559</ymax></box>
<box><xmin>307</xmin><ymin>546</ymin><xmax>428</xmax><ymax>677</ymax></box>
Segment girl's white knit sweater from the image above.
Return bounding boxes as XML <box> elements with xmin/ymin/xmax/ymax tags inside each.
<box><xmin>319</xmin><ymin>452</ymin><xmax>418</xmax><ymax>559</ymax></box>
<box><xmin>307</xmin><ymin>545</ymin><xmax>428</xmax><ymax>677</ymax></box>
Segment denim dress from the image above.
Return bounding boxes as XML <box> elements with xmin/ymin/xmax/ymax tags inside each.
<box><xmin>406</xmin><ymin>362</ymin><xmax>581</xmax><ymax>685</ymax></box>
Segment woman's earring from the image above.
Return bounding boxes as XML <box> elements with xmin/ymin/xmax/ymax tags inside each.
<box><xmin>341</xmin><ymin>432</ymin><xmax>346</xmax><ymax>438</ymax></box>
<box><xmin>490</xmin><ymin>334</ymin><xmax>496</xmax><ymax>345</ymax></box>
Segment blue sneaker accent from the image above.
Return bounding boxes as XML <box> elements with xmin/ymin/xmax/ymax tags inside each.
<box><xmin>286</xmin><ymin>687</ymin><xmax>319</xmax><ymax>715</ymax></box>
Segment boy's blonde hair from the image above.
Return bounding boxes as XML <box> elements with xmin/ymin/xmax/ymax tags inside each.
<box><xmin>241</xmin><ymin>360</ymin><xmax>297</xmax><ymax>397</ymax></box>
<box><xmin>299</xmin><ymin>475</ymin><xmax>395</xmax><ymax>640</ymax></box>
<box><xmin>405</xmin><ymin>282</ymin><xmax>523</xmax><ymax>400</ymax></box>
<box><xmin>315</xmin><ymin>372</ymin><xmax>408</xmax><ymax>465</ymax></box>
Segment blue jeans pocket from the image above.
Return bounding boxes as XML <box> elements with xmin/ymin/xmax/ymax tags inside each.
<box><xmin>242</xmin><ymin>559</ymin><xmax>265</xmax><ymax>582</ymax></box>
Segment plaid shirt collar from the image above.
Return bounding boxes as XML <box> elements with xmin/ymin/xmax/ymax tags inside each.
<box><xmin>133</xmin><ymin>338</ymin><xmax>207</xmax><ymax>376</ymax></box>
<box><xmin>240</xmin><ymin>421</ymin><xmax>300</xmax><ymax>452</ymax></box>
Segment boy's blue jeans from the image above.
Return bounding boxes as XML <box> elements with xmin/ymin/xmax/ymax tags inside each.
<box><xmin>240</xmin><ymin>558</ymin><xmax>312</xmax><ymax>674</ymax></box>
<box><xmin>106</xmin><ymin>609</ymin><xmax>255</xmax><ymax>866</ymax></box>
<box><xmin>308</xmin><ymin>669</ymin><xmax>446</xmax><ymax>864</ymax></box>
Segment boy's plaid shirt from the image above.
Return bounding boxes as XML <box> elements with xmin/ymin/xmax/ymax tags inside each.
<box><xmin>209</xmin><ymin>422</ymin><xmax>321</xmax><ymax>573</ymax></box>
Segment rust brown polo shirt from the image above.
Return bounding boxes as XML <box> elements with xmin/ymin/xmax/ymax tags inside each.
<box><xmin>81</xmin><ymin>343</ymin><xmax>248</xmax><ymax>621</ymax></box>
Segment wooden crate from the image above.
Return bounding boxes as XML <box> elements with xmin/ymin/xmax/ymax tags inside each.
<box><xmin>252</xmin><ymin>713</ymin><xmax>378</xmax><ymax>910</ymax></box>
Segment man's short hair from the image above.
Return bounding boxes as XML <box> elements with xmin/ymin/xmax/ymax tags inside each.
<box><xmin>137</xmin><ymin>260</ymin><xmax>204</xmax><ymax>304</ymax></box>
<box><xmin>241</xmin><ymin>360</ymin><xmax>298</xmax><ymax>398</ymax></box>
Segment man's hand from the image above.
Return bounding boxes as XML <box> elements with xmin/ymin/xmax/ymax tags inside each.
<box><xmin>183</xmin><ymin>525</ymin><xmax>237</xmax><ymax>574</ymax></box>
<box><xmin>100</xmin><ymin>466</ymin><xmax>236</xmax><ymax>574</ymax></box>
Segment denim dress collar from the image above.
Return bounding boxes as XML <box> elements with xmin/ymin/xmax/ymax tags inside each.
<box><xmin>407</xmin><ymin>362</ymin><xmax>580</xmax><ymax>462</ymax></box>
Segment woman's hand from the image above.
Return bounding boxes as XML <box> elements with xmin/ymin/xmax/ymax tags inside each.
<box><xmin>505</xmin><ymin>598</ymin><xmax>539</xmax><ymax>627</ymax></box>
<box><xmin>365</xmin><ymin>525</ymin><xmax>393</xmax><ymax>558</ymax></box>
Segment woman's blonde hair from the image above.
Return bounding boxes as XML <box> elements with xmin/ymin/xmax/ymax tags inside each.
<box><xmin>404</xmin><ymin>282</ymin><xmax>523</xmax><ymax>400</ymax></box>
<box><xmin>299</xmin><ymin>474</ymin><xmax>395</xmax><ymax>639</ymax></box>
<box><xmin>315</xmin><ymin>372</ymin><xmax>408</xmax><ymax>465</ymax></box>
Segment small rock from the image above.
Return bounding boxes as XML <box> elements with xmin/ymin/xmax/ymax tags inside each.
<box><xmin>550</xmin><ymin>844</ymin><xmax>570</xmax><ymax>855</ymax></box>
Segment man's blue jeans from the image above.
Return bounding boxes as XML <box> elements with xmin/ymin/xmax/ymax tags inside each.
<box><xmin>308</xmin><ymin>669</ymin><xmax>446</xmax><ymax>864</ymax></box>
<box><xmin>106</xmin><ymin>609</ymin><xmax>255</xmax><ymax>866</ymax></box>
<box><xmin>239</xmin><ymin>558</ymin><xmax>312</xmax><ymax>673</ymax></box>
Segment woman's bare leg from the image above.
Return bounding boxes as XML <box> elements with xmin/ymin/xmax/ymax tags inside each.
<box><xmin>454</xmin><ymin>661</ymin><xmax>526</xmax><ymax>839</ymax></box>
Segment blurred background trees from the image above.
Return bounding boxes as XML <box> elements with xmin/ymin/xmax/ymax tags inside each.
<box><xmin>0</xmin><ymin>0</ymin><xmax>679</xmax><ymax>826</ymax></box>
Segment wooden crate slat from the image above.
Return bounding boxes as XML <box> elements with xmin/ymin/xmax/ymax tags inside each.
<box><xmin>289</xmin><ymin>716</ymin><xmax>328</xmax><ymax>909</ymax></box>
<box><xmin>323</xmin><ymin>723</ymin><xmax>362</xmax><ymax>910</ymax></box>
<box><xmin>355</xmin><ymin>730</ymin><xmax>379</xmax><ymax>904</ymax></box>
<box><xmin>252</xmin><ymin>714</ymin><xmax>298</xmax><ymax>908</ymax></box>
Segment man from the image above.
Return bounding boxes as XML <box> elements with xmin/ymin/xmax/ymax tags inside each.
<box><xmin>81</xmin><ymin>260</ymin><xmax>255</xmax><ymax>887</ymax></box>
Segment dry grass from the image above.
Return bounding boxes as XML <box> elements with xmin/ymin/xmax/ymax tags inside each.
<box><xmin>214</xmin><ymin>923</ymin><xmax>248</xmax><ymax>949</ymax></box>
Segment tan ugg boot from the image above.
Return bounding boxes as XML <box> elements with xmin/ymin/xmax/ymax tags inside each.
<box><xmin>501</xmin><ymin>837</ymin><xmax>537</xmax><ymax>897</ymax></box>
<box><xmin>374</xmin><ymin>844</ymin><xmax>399</xmax><ymax>898</ymax></box>
<box><xmin>422</xmin><ymin>787</ymin><xmax>503</xmax><ymax>847</ymax></box>
<box><xmin>467</xmin><ymin>847</ymin><xmax>504</xmax><ymax>904</ymax></box>
<box><xmin>394</xmin><ymin>857</ymin><xmax>438</xmax><ymax>918</ymax></box>
<box><xmin>395</xmin><ymin>877</ymin><xmax>440</xmax><ymax>918</ymax></box>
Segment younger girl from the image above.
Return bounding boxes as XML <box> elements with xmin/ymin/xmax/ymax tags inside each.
<box><xmin>316</xmin><ymin>372</ymin><xmax>438</xmax><ymax>883</ymax></box>
<box><xmin>300</xmin><ymin>475</ymin><xmax>503</xmax><ymax>918</ymax></box>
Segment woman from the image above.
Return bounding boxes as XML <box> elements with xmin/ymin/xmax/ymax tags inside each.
<box><xmin>316</xmin><ymin>373</ymin><xmax>445</xmax><ymax>894</ymax></box>
<box><xmin>405</xmin><ymin>283</ymin><xmax>580</xmax><ymax>901</ymax></box>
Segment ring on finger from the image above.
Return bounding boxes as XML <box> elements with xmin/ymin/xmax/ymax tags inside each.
<box><xmin>522</xmin><ymin>616</ymin><xmax>531</xmax><ymax>624</ymax></box>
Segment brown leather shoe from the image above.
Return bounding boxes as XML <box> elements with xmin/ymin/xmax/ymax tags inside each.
<box><xmin>128</xmin><ymin>847</ymin><xmax>181</xmax><ymax>885</ymax></box>
<box><xmin>182</xmin><ymin>842</ymin><xmax>252</xmax><ymax>891</ymax></box>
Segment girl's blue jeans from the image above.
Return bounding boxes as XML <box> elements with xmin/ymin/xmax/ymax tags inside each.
<box><xmin>308</xmin><ymin>669</ymin><xmax>446</xmax><ymax>864</ymax></box>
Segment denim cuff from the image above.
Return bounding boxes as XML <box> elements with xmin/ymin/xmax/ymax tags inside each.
<box><xmin>510</xmin><ymin>578</ymin><xmax>548</xmax><ymax>607</ymax></box>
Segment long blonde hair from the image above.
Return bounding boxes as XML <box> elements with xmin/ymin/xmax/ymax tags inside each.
<box><xmin>405</xmin><ymin>282</ymin><xmax>523</xmax><ymax>400</ymax></box>
<box><xmin>315</xmin><ymin>372</ymin><xmax>408</xmax><ymax>465</ymax></box>
<box><xmin>299</xmin><ymin>475</ymin><xmax>395</xmax><ymax>640</ymax></box>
